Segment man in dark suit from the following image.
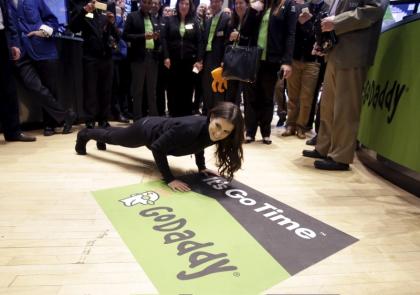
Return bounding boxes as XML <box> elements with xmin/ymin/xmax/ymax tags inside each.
<box><xmin>0</xmin><ymin>0</ymin><xmax>35</xmax><ymax>142</ymax></box>
<box><xmin>123</xmin><ymin>0</ymin><xmax>160</xmax><ymax>119</ymax></box>
<box><xmin>201</xmin><ymin>0</ymin><xmax>230</xmax><ymax>114</ymax></box>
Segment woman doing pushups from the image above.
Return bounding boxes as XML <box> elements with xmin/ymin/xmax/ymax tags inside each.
<box><xmin>75</xmin><ymin>102</ymin><xmax>244</xmax><ymax>191</ymax></box>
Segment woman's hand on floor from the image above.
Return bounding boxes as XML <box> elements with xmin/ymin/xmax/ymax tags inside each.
<box><xmin>199</xmin><ymin>168</ymin><xmax>220</xmax><ymax>177</ymax></box>
<box><xmin>168</xmin><ymin>179</ymin><xmax>191</xmax><ymax>192</ymax></box>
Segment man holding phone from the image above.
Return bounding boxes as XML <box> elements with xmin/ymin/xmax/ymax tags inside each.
<box><xmin>69</xmin><ymin>0</ymin><xmax>120</xmax><ymax>130</ymax></box>
<box><xmin>123</xmin><ymin>0</ymin><xmax>160</xmax><ymax>119</ymax></box>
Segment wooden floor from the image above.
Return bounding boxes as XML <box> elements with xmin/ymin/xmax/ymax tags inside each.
<box><xmin>1</xmin><ymin>121</ymin><xmax>420</xmax><ymax>295</ymax></box>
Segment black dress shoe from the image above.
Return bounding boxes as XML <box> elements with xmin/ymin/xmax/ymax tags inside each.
<box><xmin>98</xmin><ymin>121</ymin><xmax>111</xmax><ymax>128</ymax></box>
<box><xmin>115</xmin><ymin>114</ymin><xmax>129</xmax><ymax>123</ymax></box>
<box><xmin>262</xmin><ymin>137</ymin><xmax>272</xmax><ymax>145</ymax></box>
<box><xmin>86</xmin><ymin>121</ymin><xmax>95</xmax><ymax>129</ymax></box>
<box><xmin>43</xmin><ymin>126</ymin><xmax>56</xmax><ymax>136</ymax></box>
<box><xmin>5</xmin><ymin>133</ymin><xmax>36</xmax><ymax>142</ymax></box>
<box><xmin>306</xmin><ymin>135</ymin><xmax>317</xmax><ymax>146</ymax></box>
<box><xmin>63</xmin><ymin>110</ymin><xmax>77</xmax><ymax>134</ymax></box>
<box><xmin>244</xmin><ymin>137</ymin><xmax>255</xmax><ymax>144</ymax></box>
<box><xmin>96</xmin><ymin>142</ymin><xmax>106</xmax><ymax>150</ymax></box>
<box><xmin>314</xmin><ymin>158</ymin><xmax>350</xmax><ymax>171</ymax></box>
<box><xmin>75</xmin><ymin>129</ymin><xmax>89</xmax><ymax>155</ymax></box>
<box><xmin>302</xmin><ymin>149</ymin><xmax>326</xmax><ymax>159</ymax></box>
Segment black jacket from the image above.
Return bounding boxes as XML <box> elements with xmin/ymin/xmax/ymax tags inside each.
<box><xmin>68</xmin><ymin>3</ymin><xmax>121</xmax><ymax>59</ymax></box>
<box><xmin>293</xmin><ymin>1</ymin><xmax>329</xmax><ymax>62</ymax></box>
<box><xmin>161</xmin><ymin>15</ymin><xmax>203</xmax><ymax>61</ymax></box>
<box><xmin>227</xmin><ymin>8</ymin><xmax>261</xmax><ymax>47</ymax></box>
<box><xmin>123</xmin><ymin>10</ymin><xmax>160</xmax><ymax>62</ymax></box>
<box><xmin>0</xmin><ymin>0</ymin><xmax>18</xmax><ymax>50</ymax></box>
<box><xmin>203</xmin><ymin>11</ymin><xmax>231</xmax><ymax>64</ymax></box>
<box><xmin>140</xmin><ymin>115</ymin><xmax>213</xmax><ymax>183</ymax></box>
<box><xmin>266</xmin><ymin>0</ymin><xmax>297</xmax><ymax>64</ymax></box>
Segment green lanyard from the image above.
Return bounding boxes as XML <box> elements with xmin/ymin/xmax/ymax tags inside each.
<box><xmin>257</xmin><ymin>9</ymin><xmax>271</xmax><ymax>61</ymax></box>
<box><xmin>179</xmin><ymin>21</ymin><xmax>185</xmax><ymax>37</ymax></box>
<box><xmin>206</xmin><ymin>14</ymin><xmax>220</xmax><ymax>51</ymax></box>
<box><xmin>144</xmin><ymin>16</ymin><xmax>154</xmax><ymax>49</ymax></box>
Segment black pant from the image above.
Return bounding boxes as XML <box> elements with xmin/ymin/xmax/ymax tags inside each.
<box><xmin>15</xmin><ymin>56</ymin><xmax>67</xmax><ymax>126</ymax></box>
<box><xmin>156</xmin><ymin>60</ymin><xmax>168</xmax><ymax>116</ymax></box>
<box><xmin>307</xmin><ymin>61</ymin><xmax>326</xmax><ymax>130</ymax></box>
<box><xmin>201</xmin><ymin>54</ymin><xmax>225</xmax><ymax>114</ymax></box>
<box><xmin>243</xmin><ymin>61</ymin><xmax>278</xmax><ymax>138</ymax></box>
<box><xmin>82</xmin><ymin>119</ymin><xmax>148</xmax><ymax>148</ymax></box>
<box><xmin>167</xmin><ymin>58</ymin><xmax>195</xmax><ymax>117</ymax></box>
<box><xmin>111</xmin><ymin>59</ymin><xmax>131</xmax><ymax>118</ymax></box>
<box><xmin>130</xmin><ymin>53</ymin><xmax>158</xmax><ymax>120</ymax></box>
<box><xmin>0</xmin><ymin>30</ymin><xmax>21</xmax><ymax>139</ymax></box>
<box><xmin>83</xmin><ymin>57</ymin><xmax>113</xmax><ymax>123</ymax></box>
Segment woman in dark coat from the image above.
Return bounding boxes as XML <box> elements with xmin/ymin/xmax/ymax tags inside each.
<box><xmin>75</xmin><ymin>102</ymin><xmax>244</xmax><ymax>192</ymax></box>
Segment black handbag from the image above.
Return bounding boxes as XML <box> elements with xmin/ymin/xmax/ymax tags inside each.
<box><xmin>222</xmin><ymin>44</ymin><xmax>263</xmax><ymax>83</ymax></box>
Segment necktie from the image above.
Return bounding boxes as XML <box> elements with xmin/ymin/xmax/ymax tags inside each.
<box><xmin>206</xmin><ymin>15</ymin><xmax>220</xmax><ymax>52</ymax></box>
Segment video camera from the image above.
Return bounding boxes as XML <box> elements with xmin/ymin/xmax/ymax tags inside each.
<box><xmin>314</xmin><ymin>11</ymin><xmax>337</xmax><ymax>54</ymax></box>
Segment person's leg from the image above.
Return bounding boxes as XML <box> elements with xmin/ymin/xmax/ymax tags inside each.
<box><xmin>242</xmin><ymin>82</ymin><xmax>258</xmax><ymax>140</ymax></box>
<box><xmin>130</xmin><ymin>61</ymin><xmax>146</xmax><ymax>120</ymax></box>
<box><xmin>83</xmin><ymin>59</ymin><xmax>99</xmax><ymax>127</ymax></box>
<box><xmin>145</xmin><ymin>54</ymin><xmax>159</xmax><ymax>116</ymax></box>
<box><xmin>327</xmin><ymin>66</ymin><xmax>368</xmax><ymax>164</ymax></box>
<box><xmin>283</xmin><ymin>60</ymin><xmax>302</xmax><ymax>136</ymax></box>
<box><xmin>96</xmin><ymin>58</ymin><xmax>113</xmax><ymax>125</ymax></box>
<box><xmin>257</xmin><ymin>62</ymin><xmax>277</xmax><ymax>141</ymax></box>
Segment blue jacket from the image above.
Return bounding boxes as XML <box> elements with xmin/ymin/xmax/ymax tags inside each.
<box><xmin>8</xmin><ymin>0</ymin><xmax>59</xmax><ymax>60</ymax></box>
<box><xmin>112</xmin><ymin>15</ymin><xmax>127</xmax><ymax>60</ymax></box>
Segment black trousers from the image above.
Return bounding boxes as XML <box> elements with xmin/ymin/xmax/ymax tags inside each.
<box><xmin>83</xmin><ymin>57</ymin><xmax>113</xmax><ymax>123</ymax></box>
<box><xmin>82</xmin><ymin>118</ymin><xmax>148</xmax><ymax>148</ymax></box>
<box><xmin>166</xmin><ymin>58</ymin><xmax>195</xmax><ymax>117</ymax></box>
<box><xmin>0</xmin><ymin>30</ymin><xmax>21</xmax><ymax>139</ymax></box>
<box><xmin>156</xmin><ymin>60</ymin><xmax>168</xmax><ymax>116</ymax></box>
<box><xmin>243</xmin><ymin>61</ymin><xmax>278</xmax><ymax>138</ymax></box>
<box><xmin>15</xmin><ymin>55</ymin><xmax>67</xmax><ymax>126</ymax></box>
<box><xmin>201</xmin><ymin>54</ymin><xmax>225</xmax><ymax>115</ymax></box>
<box><xmin>130</xmin><ymin>53</ymin><xmax>158</xmax><ymax>120</ymax></box>
<box><xmin>111</xmin><ymin>58</ymin><xmax>131</xmax><ymax>118</ymax></box>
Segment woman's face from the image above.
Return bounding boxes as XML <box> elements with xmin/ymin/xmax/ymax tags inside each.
<box><xmin>208</xmin><ymin>117</ymin><xmax>235</xmax><ymax>142</ymax></box>
<box><xmin>178</xmin><ymin>0</ymin><xmax>190</xmax><ymax>18</ymax></box>
<box><xmin>235</xmin><ymin>0</ymin><xmax>248</xmax><ymax>17</ymax></box>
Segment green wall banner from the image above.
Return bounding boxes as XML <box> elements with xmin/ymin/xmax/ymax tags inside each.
<box><xmin>93</xmin><ymin>174</ymin><xmax>357</xmax><ymax>294</ymax></box>
<box><xmin>359</xmin><ymin>19</ymin><xmax>420</xmax><ymax>172</ymax></box>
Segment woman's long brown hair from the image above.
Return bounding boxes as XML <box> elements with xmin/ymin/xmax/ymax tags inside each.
<box><xmin>208</xmin><ymin>102</ymin><xmax>244</xmax><ymax>181</ymax></box>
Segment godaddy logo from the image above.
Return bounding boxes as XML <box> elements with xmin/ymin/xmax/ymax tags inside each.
<box><xmin>119</xmin><ymin>191</ymin><xmax>238</xmax><ymax>280</ymax></box>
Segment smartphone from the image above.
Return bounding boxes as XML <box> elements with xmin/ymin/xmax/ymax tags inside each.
<box><xmin>277</xmin><ymin>68</ymin><xmax>284</xmax><ymax>80</ymax></box>
<box><xmin>94</xmin><ymin>1</ymin><xmax>107</xmax><ymax>11</ymax></box>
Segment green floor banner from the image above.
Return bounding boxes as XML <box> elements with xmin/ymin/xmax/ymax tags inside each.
<box><xmin>359</xmin><ymin>19</ymin><xmax>420</xmax><ymax>172</ymax></box>
<box><xmin>93</xmin><ymin>174</ymin><xmax>357</xmax><ymax>294</ymax></box>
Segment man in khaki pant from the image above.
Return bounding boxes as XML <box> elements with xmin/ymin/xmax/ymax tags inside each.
<box><xmin>303</xmin><ymin>0</ymin><xmax>388</xmax><ymax>170</ymax></box>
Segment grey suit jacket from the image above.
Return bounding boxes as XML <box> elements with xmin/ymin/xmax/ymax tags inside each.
<box><xmin>327</xmin><ymin>0</ymin><xmax>388</xmax><ymax>69</ymax></box>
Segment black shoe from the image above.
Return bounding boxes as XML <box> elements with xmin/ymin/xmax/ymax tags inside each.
<box><xmin>5</xmin><ymin>132</ymin><xmax>36</xmax><ymax>142</ymax></box>
<box><xmin>314</xmin><ymin>158</ymin><xmax>350</xmax><ymax>171</ymax></box>
<box><xmin>306</xmin><ymin>135</ymin><xmax>317</xmax><ymax>146</ymax></box>
<box><xmin>277</xmin><ymin>111</ymin><xmax>287</xmax><ymax>127</ymax></box>
<box><xmin>245</xmin><ymin>137</ymin><xmax>255</xmax><ymax>144</ymax></box>
<box><xmin>262</xmin><ymin>137</ymin><xmax>272</xmax><ymax>145</ymax></box>
<box><xmin>86</xmin><ymin>121</ymin><xmax>95</xmax><ymax>129</ymax></box>
<box><xmin>115</xmin><ymin>114</ymin><xmax>129</xmax><ymax>123</ymax></box>
<box><xmin>63</xmin><ymin>110</ymin><xmax>77</xmax><ymax>134</ymax></box>
<box><xmin>75</xmin><ymin>129</ymin><xmax>89</xmax><ymax>155</ymax></box>
<box><xmin>43</xmin><ymin>126</ymin><xmax>56</xmax><ymax>136</ymax></box>
<box><xmin>98</xmin><ymin>121</ymin><xmax>111</xmax><ymax>128</ymax></box>
<box><xmin>96</xmin><ymin>142</ymin><xmax>106</xmax><ymax>150</ymax></box>
<box><xmin>302</xmin><ymin>149</ymin><xmax>326</xmax><ymax>159</ymax></box>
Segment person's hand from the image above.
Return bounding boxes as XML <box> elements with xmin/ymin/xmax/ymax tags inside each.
<box><xmin>153</xmin><ymin>31</ymin><xmax>160</xmax><ymax>40</ymax></box>
<box><xmin>250</xmin><ymin>0</ymin><xmax>264</xmax><ymax>11</ymax></box>
<box><xmin>229</xmin><ymin>30</ymin><xmax>239</xmax><ymax>42</ymax></box>
<box><xmin>321</xmin><ymin>16</ymin><xmax>335</xmax><ymax>32</ymax></box>
<box><xmin>298</xmin><ymin>11</ymin><xmax>312</xmax><ymax>24</ymax></box>
<box><xmin>84</xmin><ymin>0</ymin><xmax>96</xmax><ymax>13</ymax></box>
<box><xmin>27</xmin><ymin>30</ymin><xmax>47</xmax><ymax>38</ymax></box>
<box><xmin>164</xmin><ymin>58</ymin><xmax>171</xmax><ymax>69</ymax></box>
<box><xmin>199</xmin><ymin>168</ymin><xmax>220</xmax><ymax>177</ymax></box>
<box><xmin>10</xmin><ymin>47</ymin><xmax>21</xmax><ymax>60</ymax></box>
<box><xmin>281</xmin><ymin>64</ymin><xmax>292</xmax><ymax>79</ymax></box>
<box><xmin>168</xmin><ymin>179</ymin><xmax>191</xmax><ymax>192</ymax></box>
<box><xmin>106</xmin><ymin>11</ymin><xmax>115</xmax><ymax>24</ymax></box>
<box><xmin>193</xmin><ymin>61</ymin><xmax>203</xmax><ymax>72</ymax></box>
<box><xmin>145</xmin><ymin>31</ymin><xmax>154</xmax><ymax>40</ymax></box>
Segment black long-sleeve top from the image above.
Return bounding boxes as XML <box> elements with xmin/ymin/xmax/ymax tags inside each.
<box><xmin>140</xmin><ymin>115</ymin><xmax>213</xmax><ymax>183</ymax></box>
<box><xmin>293</xmin><ymin>1</ymin><xmax>329</xmax><ymax>62</ymax></box>
<box><xmin>227</xmin><ymin>8</ymin><xmax>261</xmax><ymax>47</ymax></box>
<box><xmin>161</xmin><ymin>15</ymin><xmax>203</xmax><ymax>62</ymax></box>
<box><xmin>68</xmin><ymin>3</ymin><xmax>120</xmax><ymax>59</ymax></box>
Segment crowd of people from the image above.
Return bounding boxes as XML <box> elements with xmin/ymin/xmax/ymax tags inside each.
<box><xmin>0</xmin><ymin>0</ymin><xmax>388</xmax><ymax>179</ymax></box>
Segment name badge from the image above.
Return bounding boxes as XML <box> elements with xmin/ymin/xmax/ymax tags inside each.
<box><xmin>85</xmin><ymin>12</ymin><xmax>94</xmax><ymax>19</ymax></box>
<box><xmin>185</xmin><ymin>23</ymin><xmax>194</xmax><ymax>30</ymax></box>
<box><xmin>216</xmin><ymin>31</ymin><xmax>224</xmax><ymax>37</ymax></box>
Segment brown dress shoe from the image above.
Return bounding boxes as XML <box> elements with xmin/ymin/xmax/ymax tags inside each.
<box><xmin>296</xmin><ymin>128</ymin><xmax>306</xmax><ymax>139</ymax></box>
<box><xmin>282</xmin><ymin>126</ymin><xmax>296</xmax><ymax>136</ymax></box>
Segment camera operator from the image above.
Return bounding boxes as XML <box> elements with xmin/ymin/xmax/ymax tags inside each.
<box><xmin>69</xmin><ymin>0</ymin><xmax>121</xmax><ymax>129</ymax></box>
<box><xmin>303</xmin><ymin>0</ymin><xmax>388</xmax><ymax>170</ymax></box>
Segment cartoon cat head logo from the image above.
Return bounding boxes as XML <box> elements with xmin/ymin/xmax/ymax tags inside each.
<box><xmin>119</xmin><ymin>191</ymin><xmax>160</xmax><ymax>207</ymax></box>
